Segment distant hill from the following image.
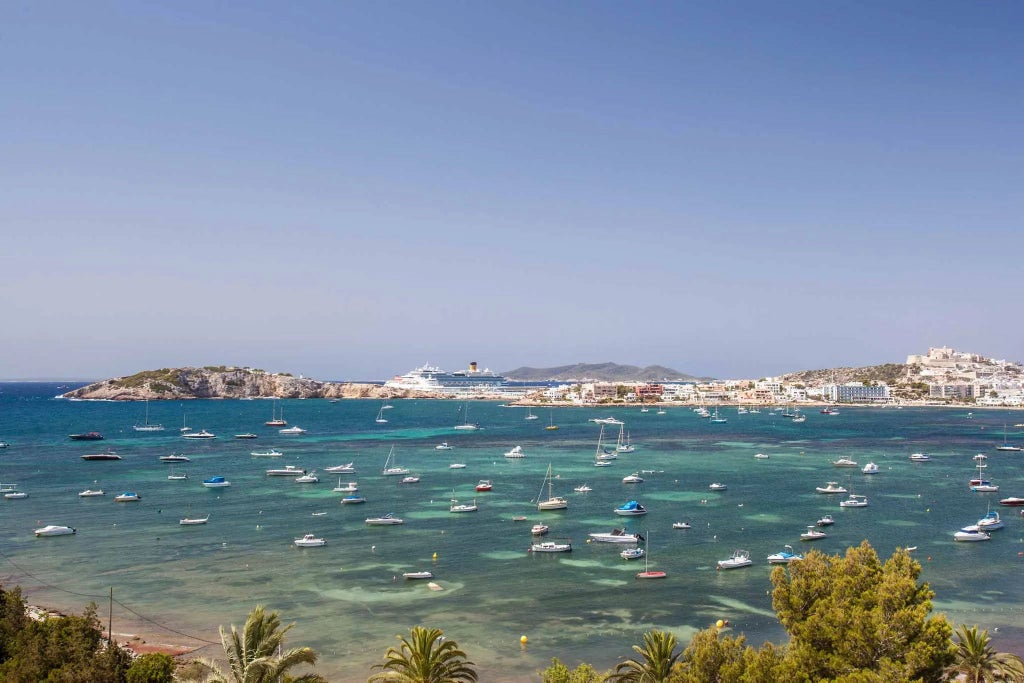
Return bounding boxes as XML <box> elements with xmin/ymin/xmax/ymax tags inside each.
<box><xmin>779</xmin><ymin>363</ymin><xmax>910</xmax><ymax>387</ymax></box>
<box><xmin>502</xmin><ymin>362</ymin><xmax>705</xmax><ymax>383</ymax></box>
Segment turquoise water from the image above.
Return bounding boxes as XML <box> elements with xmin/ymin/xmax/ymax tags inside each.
<box><xmin>2</xmin><ymin>384</ymin><xmax>1024</xmax><ymax>680</ymax></box>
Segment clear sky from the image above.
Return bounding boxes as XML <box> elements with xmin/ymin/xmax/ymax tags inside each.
<box><xmin>3</xmin><ymin>1</ymin><xmax>1022</xmax><ymax>381</ymax></box>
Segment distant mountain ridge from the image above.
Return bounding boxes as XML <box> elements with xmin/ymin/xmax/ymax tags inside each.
<box><xmin>502</xmin><ymin>362</ymin><xmax>705</xmax><ymax>382</ymax></box>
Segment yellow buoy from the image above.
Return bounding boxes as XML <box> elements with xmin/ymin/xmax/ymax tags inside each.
<box><xmin>520</xmin><ymin>635</ymin><xmax>528</xmax><ymax>644</ymax></box>
<box><xmin>716</xmin><ymin>619</ymin><xmax>724</xmax><ymax>628</ymax></box>
<box><xmin>432</xmin><ymin>552</ymin><xmax>438</xmax><ymax>561</ymax></box>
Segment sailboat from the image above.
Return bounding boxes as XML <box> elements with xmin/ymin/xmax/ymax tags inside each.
<box><xmin>381</xmin><ymin>446</ymin><xmax>409</xmax><ymax>476</ymax></box>
<box><xmin>545</xmin><ymin>411</ymin><xmax>559</xmax><ymax>431</ymax></box>
<box><xmin>635</xmin><ymin>532</ymin><xmax>665</xmax><ymax>579</ymax></box>
<box><xmin>375</xmin><ymin>404</ymin><xmax>388</xmax><ymax>424</ymax></box>
<box><xmin>525</xmin><ymin>407</ymin><xmax>539</xmax><ymax>421</ymax></box>
<box><xmin>179</xmin><ymin>504</ymin><xmax>209</xmax><ymax>525</ymax></box>
<box><xmin>592</xmin><ymin>425</ymin><xmax>611</xmax><ymax>464</ymax></box>
<box><xmin>536</xmin><ymin>463</ymin><xmax>568</xmax><ymax>510</ymax></box>
<box><xmin>616</xmin><ymin>424</ymin><xmax>635</xmax><ymax>453</ymax></box>
<box><xmin>133</xmin><ymin>400</ymin><xmax>165</xmax><ymax>432</ymax></box>
<box><xmin>265</xmin><ymin>402</ymin><xmax>287</xmax><ymax>427</ymax></box>
<box><xmin>453</xmin><ymin>403</ymin><xmax>479</xmax><ymax>431</ymax></box>
<box><xmin>996</xmin><ymin>424</ymin><xmax>1022</xmax><ymax>452</ymax></box>
<box><xmin>179</xmin><ymin>413</ymin><xmax>191</xmax><ymax>433</ymax></box>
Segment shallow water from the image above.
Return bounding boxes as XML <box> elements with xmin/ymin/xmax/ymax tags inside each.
<box><xmin>1</xmin><ymin>384</ymin><xmax>1023</xmax><ymax>679</ymax></box>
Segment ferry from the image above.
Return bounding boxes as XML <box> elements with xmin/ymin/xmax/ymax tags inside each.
<box><xmin>384</xmin><ymin>361</ymin><xmax>508</xmax><ymax>394</ymax></box>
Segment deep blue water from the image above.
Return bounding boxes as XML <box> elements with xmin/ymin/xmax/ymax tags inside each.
<box><xmin>1</xmin><ymin>383</ymin><xmax>1023</xmax><ymax>679</ymax></box>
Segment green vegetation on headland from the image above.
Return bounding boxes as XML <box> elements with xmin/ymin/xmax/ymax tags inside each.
<box><xmin>6</xmin><ymin>542</ymin><xmax>1022</xmax><ymax>682</ymax></box>
<box><xmin>502</xmin><ymin>363</ymin><xmax>706</xmax><ymax>383</ymax></box>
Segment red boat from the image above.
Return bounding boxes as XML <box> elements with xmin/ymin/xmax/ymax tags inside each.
<box><xmin>475</xmin><ymin>480</ymin><xmax>493</xmax><ymax>492</ymax></box>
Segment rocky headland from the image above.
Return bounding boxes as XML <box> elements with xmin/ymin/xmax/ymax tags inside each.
<box><xmin>60</xmin><ymin>366</ymin><xmax>440</xmax><ymax>401</ymax></box>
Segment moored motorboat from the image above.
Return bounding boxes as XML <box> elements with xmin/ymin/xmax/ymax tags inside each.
<box><xmin>531</xmin><ymin>523</ymin><xmax>549</xmax><ymax>536</ymax></box>
<box><xmin>333</xmin><ymin>480</ymin><xmax>358</xmax><ymax>492</ymax></box>
<box><xmin>266</xmin><ymin>465</ymin><xmax>306</xmax><ymax>477</ymax></box>
<box><xmin>202</xmin><ymin>476</ymin><xmax>230</xmax><ymax>488</ymax></box>
<box><xmin>159</xmin><ymin>454</ymin><xmax>191</xmax><ymax>463</ymax></box>
<box><xmin>767</xmin><ymin>545</ymin><xmax>803</xmax><ymax>564</ymax></box>
<box><xmin>341</xmin><ymin>495</ymin><xmax>366</xmax><ymax>504</ymax></box>
<box><xmin>909</xmin><ymin>452</ymin><xmax>930</xmax><ymax>462</ymax></box>
<box><xmin>435</xmin><ymin>442</ymin><xmax>453</xmax><ymax>451</ymax></box>
<box><xmin>800</xmin><ymin>526</ymin><xmax>827</xmax><ymax>541</ymax></box>
<box><xmin>294</xmin><ymin>534</ymin><xmax>326</xmax><ymax>547</ymax></box>
<box><xmin>324</xmin><ymin>463</ymin><xmax>355</xmax><ymax>473</ymax></box>
<box><xmin>622</xmin><ymin>472</ymin><xmax>644</xmax><ymax>483</ymax></box>
<box><xmin>504</xmin><ymin>445</ymin><xmax>525</xmax><ymax>459</ymax></box>
<box><xmin>69</xmin><ymin>432</ymin><xmax>104</xmax><ymax>441</ymax></box>
<box><xmin>754</xmin><ymin>453</ymin><xmax>770</xmax><ymax>459</ymax></box>
<box><xmin>589</xmin><ymin>529</ymin><xmax>644</xmax><ymax>543</ymax></box>
<box><xmin>862</xmin><ymin>462</ymin><xmax>879</xmax><ymax>474</ymax></box>
<box><xmin>672</xmin><ymin>522</ymin><xmax>692</xmax><ymax>529</ymax></box>
<box><xmin>839</xmin><ymin>494</ymin><xmax>869</xmax><ymax>508</ymax></box>
<box><xmin>179</xmin><ymin>514</ymin><xmax>209</xmax><ymax>525</ymax></box>
<box><xmin>34</xmin><ymin>524</ymin><xmax>76</xmax><ymax>536</ymax></box>
<box><xmin>280</xmin><ymin>426</ymin><xmax>307</xmax><ymax>435</ymax></box>
<box><xmin>448</xmin><ymin>463</ymin><xmax>467</xmax><ymax>469</ymax></box>
<box><xmin>832</xmin><ymin>458</ymin><xmax>858</xmax><ymax>468</ymax></box>
<box><xmin>815</xmin><ymin>481</ymin><xmax>847</xmax><ymax>494</ymax></box>
<box><xmin>365</xmin><ymin>513</ymin><xmax>404</xmax><ymax>525</ymax></box>
<box><xmin>708</xmin><ymin>483</ymin><xmax>727</xmax><ymax>491</ymax></box>
<box><xmin>816</xmin><ymin>514</ymin><xmax>835</xmax><ymax>527</ymax></box>
<box><xmin>81</xmin><ymin>451</ymin><xmax>122</xmax><ymax>461</ymax></box>
<box><xmin>234</xmin><ymin>433</ymin><xmax>258</xmax><ymax>439</ymax></box>
<box><xmin>114</xmin><ymin>491</ymin><xmax>141</xmax><ymax>502</ymax></box>
<box><xmin>717</xmin><ymin>549</ymin><xmax>752</xmax><ymax>570</ymax></box>
<box><xmin>78</xmin><ymin>489</ymin><xmax>105</xmax><ymax>497</ymax></box>
<box><xmin>573</xmin><ymin>483</ymin><xmax>592</xmax><ymax>492</ymax></box>
<box><xmin>181</xmin><ymin>430</ymin><xmax>216</xmax><ymax>439</ymax></box>
<box><xmin>614</xmin><ymin>500</ymin><xmax>647</xmax><ymax>516</ymax></box>
<box><xmin>251</xmin><ymin>449</ymin><xmax>283</xmax><ymax>458</ymax></box>
<box><xmin>294</xmin><ymin>471</ymin><xmax>320</xmax><ymax>483</ymax></box>
<box><xmin>403</xmin><ymin>571</ymin><xmax>434</xmax><ymax>579</ymax></box>
<box><xmin>999</xmin><ymin>497</ymin><xmax>1024</xmax><ymax>507</ymax></box>
<box><xmin>449</xmin><ymin>498</ymin><xmax>478</xmax><ymax>513</ymax></box>
<box><xmin>620</xmin><ymin>546</ymin><xmax>645</xmax><ymax>560</ymax></box>
<box><xmin>400</xmin><ymin>475</ymin><xmax>420</xmax><ymax>484</ymax></box>
<box><xmin>530</xmin><ymin>540</ymin><xmax>572</xmax><ymax>553</ymax></box>
<box><xmin>475</xmin><ymin>480</ymin><xmax>493</xmax><ymax>492</ymax></box>
<box><xmin>953</xmin><ymin>529</ymin><xmax>990</xmax><ymax>542</ymax></box>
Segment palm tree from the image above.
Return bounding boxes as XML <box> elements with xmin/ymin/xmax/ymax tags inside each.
<box><xmin>368</xmin><ymin>626</ymin><xmax>477</xmax><ymax>682</ymax></box>
<box><xmin>945</xmin><ymin>624</ymin><xmax>1024</xmax><ymax>683</ymax></box>
<box><xmin>608</xmin><ymin>630</ymin><xmax>681</xmax><ymax>682</ymax></box>
<box><xmin>182</xmin><ymin>605</ymin><xmax>326</xmax><ymax>683</ymax></box>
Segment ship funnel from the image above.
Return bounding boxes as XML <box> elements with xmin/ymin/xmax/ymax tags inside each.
<box><xmin>469</xmin><ymin>361</ymin><xmax>478</xmax><ymax>373</ymax></box>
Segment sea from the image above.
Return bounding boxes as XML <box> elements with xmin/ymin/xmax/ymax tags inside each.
<box><xmin>2</xmin><ymin>382</ymin><xmax>1023</xmax><ymax>680</ymax></box>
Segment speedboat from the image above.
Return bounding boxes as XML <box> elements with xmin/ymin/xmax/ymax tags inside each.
<box><xmin>403</xmin><ymin>571</ymin><xmax>434</xmax><ymax>579</ymax></box>
<box><xmin>114</xmin><ymin>491</ymin><xmax>141</xmax><ymax>502</ymax></box>
<box><xmin>614</xmin><ymin>500</ymin><xmax>648</xmax><ymax>516</ymax></box>
<box><xmin>999</xmin><ymin>497</ymin><xmax>1024</xmax><ymax>507</ymax></box>
<box><xmin>815</xmin><ymin>481</ymin><xmax>847</xmax><ymax>494</ymax></box>
<box><xmin>973</xmin><ymin>453</ymin><xmax>989</xmax><ymax>462</ymax></box>
<box><xmin>909</xmin><ymin>453</ymin><xmax>930</xmax><ymax>462</ymax></box>
<box><xmin>531</xmin><ymin>524</ymin><xmax>549</xmax><ymax>536</ymax></box>
<box><xmin>179</xmin><ymin>514</ymin><xmax>209</xmax><ymax>525</ymax></box>
<box><xmin>341</xmin><ymin>495</ymin><xmax>366</xmax><ymax>504</ymax></box>
<box><xmin>754</xmin><ymin>453</ymin><xmax>770</xmax><ymax>459</ymax></box>
<box><xmin>816</xmin><ymin>514</ymin><xmax>835</xmax><ymax>527</ymax></box>
<box><xmin>839</xmin><ymin>494</ymin><xmax>868</xmax><ymax>508</ymax></box>
<box><xmin>69</xmin><ymin>432</ymin><xmax>104</xmax><ymax>441</ymax></box>
<box><xmin>365</xmin><ymin>513</ymin><xmax>404</xmax><ymax>525</ymax></box>
<box><xmin>4</xmin><ymin>491</ymin><xmax>28</xmax><ymax>499</ymax></box>
<box><xmin>593</xmin><ymin>461</ymin><xmax>613</xmax><ymax>467</ymax></box>
<box><xmin>250</xmin><ymin>449</ymin><xmax>283</xmax><ymax>458</ymax></box>
<box><xmin>333</xmin><ymin>480</ymin><xmax>358</xmax><ymax>492</ymax></box>
<box><xmin>234</xmin><ymin>433</ymin><xmax>258</xmax><ymax>439</ymax></box>
<box><xmin>78</xmin><ymin>489</ymin><xmax>105</xmax><ymax>497</ymax></box>
<box><xmin>202</xmin><ymin>476</ymin><xmax>230</xmax><ymax>488</ymax></box>
<box><xmin>767</xmin><ymin>545</ymin><xmax>803</xmax><ymax>564</ymax></box>
<box><xmin>717</xmin><ymin>549</ymin><xmax>752</xmax><ymax>570</ymax></box>
<box><xmin>435</xmin><ymin>442</ymin><xmax>453</xmax><ymax>451</ymax></box>
<box><xmin>475</xmin><ymin>480</ymin><xmax>493</xmax><ymax>492</ymax></box>
<box><xmin>622</xmin><ymin>473</ymin><xmax>644</xmax><ymax>484</ymax></box>
<box><xmin>181</xmin><ymin>430</ymin><xmax>216</xmax><ymax>439</ymax></box>
<box><xmin>708</xmin><ymin>483</ymin><xmax>727</xmax><ymax>491</ymax></box>
<box><xmin>800</xmin><ymin>526</ymin><xmax>827</xmax><ymax>541</ymax></box>
<box><xmin>294</xmin><ymin>534</ymin><xmax>326</xmax><ymax>547</ymax></box>
<box><xmin>279</xmin><ymin>426</ymin><xmax>307</xmax><ymax>435</ymax></box>
<box><xmin>449</xmin><ymin>499</ymin><xmax>478</xmax><ymax>513</ymax></box>
<box><xmin>672</xmin><ymin>522</ymin><xmax>692</xmax><ymax>529</ymax></box>
<box><xmin>620</xmin><ymin>547</ymin><xmax>645</xmax><ymax>560</ymax></box>
<box><xmin>862</xmin><ymin>462</ymin><xmax>879</xmax><ymax>474</ymax></box>
<box><xmin>34</xmin><ymin>525</ymin><xmax>76</xmax><ymax>537</ymax></box>
<box><xmin>504</xmin><ymin>446</ymin><xmax>525</xmax><ymax>459</ymax></box>
<box><xmin>294</xmin><ymin>472</ymin><xmax>320</xmax><ymax>483</ymax></box>
<box><xmin>589</xmin><ymin>529</ymin><xmax>644</xmax><ymax>544</ymax></box>
<box><xmin>832</xmin><ymin>458</ymin><xmax>858</xmax><ymax>468</ymax></box>
<box><xmin>266</xmin><ymin>465</ymin><xmax>306</xmax><ymax>477</ymax></box>
<box><xmin>159</xmin><ymin>454</ymin><xmax>191</xmax><ymax>463</ymax></box>
<box><xmin>953</xmin><ymin>529</ymin><xmax>990</xmax><ymax>542</ymax></box>
<box><xmin>530</xmin><ymin>540</ymin><xmax>572</xmax><ymax>553</ymax></box>
<box><xmin>81</xmin><ymin>451</ymin><xmax>122</xmax><ymax>461</ymax></box>
<box><xmin>400</xmin><ymin>476</ymin><xmax>420</xmax><ymax>484</ymax></box>
<box><xmin>574</xmin><ymin>484</ymin><xmax>593</xmax><ymax>492</ymax></box>
<box><xmin>448</xmin><ymin>463</ymin><xmax>467</xmax><ymax>469</ymax></box>
<box><xmin>589</xmin><ymin>417</ymin><xmax>624</xmax><ymax>425</ymax></box>
<box><xmin>324</xmin><ymin>463</ymin><xmax>355</xmax><ymax>473</ymax></box>
<box><xmin>167</xmin><ymin>470</ymin><xmax>188</xmax><ymax>481</ymax></box>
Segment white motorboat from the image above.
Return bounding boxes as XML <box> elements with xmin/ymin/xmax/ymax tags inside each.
<box><xmin>179</xmin><ymin>514</ymin><xmax>209</xmax><ymax>525</ymax></box>
<box><xmin>717</xmin><ymin>549</ymin><xmax>752</xmax><ymax>570</ymax></box>
<box><xmin>449</xmin><ymin>498</ymin><xmax>478</xmax><ymax>513</ymax></box>
<box><xmin>832</xmin><ymin>458</ymin><xmax>858</xmax><ymax>468</ymax></box>
<box><xmin>251</xmin><ymin>449</ymin><xmax>283</xmax><ymax>458</ymax></box>
<box><xmin>202</xmin><ymin>476</ymin><xmax>230</xmax><ymax>488</ymax></box>
<box><xmin>622</xmin><ymin>472</ymin><xmax>644</xmax><ymax>484</ymax></box>
<box><xmin>862</xmin><ymin>462</ymin><xmax>879</xmax><ymax>474</ymax></box>
<box><xmin>182</xmin><ymin>430</ymin><xmax>216</xmax><ymax>439</ymax></box>
<box><xmin>530</xmin><ymin>540</ymin><xmax>572</xmax><ymax>553</ymax></box>
<box><xmin>589</xmin><ymin>416</ymin><xmax>624</xmax><ymax>425</ymax></box>
<box><xmin>34</xmin><ymin>525</ymin><xmax>76</xmax><ymax>536</ymax></box>
<box><xmin>816</xmin><ymin>514</ymin><xmax>835</xmax><ymax>527</ymax></box>
<box><xmin>403</xmin><ymin>571</ymin><xmax>434</xmax><ymax>579</ymax></box>
<box><xmin>767</xmin><ymin>545</ymin><xmax>803</xmax><ymax>564</ymax></box>
<box><xmin>381</xmin><ymin>446</ymin><xmax>410</xmax><ymax>476</ymax></box>
<box><xmin>620</xmin><ymin>546</ymin><xmax>645</xmax><ymax>560</ymax></box>
<box><xmin>365</xmin><ymin>513</ymin><xmax>404</xmax><ymax>525</ymax></box>
<box><xmin>504</xmin><ymin>445</ymin><xmax>525</xmax><ymax>459</ymax></box>
<box><xmin>672</xmin><ymin>522</ymin><xmax>692</xmax><ymax>529</ymax></box>
<box><xmin>4</xmin><ymin>491</ymin><xmax>28</xmax><ymax>499</ymax></box>
<box><xmin>400</xmin><ymin>475</ymin><xmax>421</xmax><ymax>484</ymax></box>
<box><xmin>333</xmin><ymin>480</ymin><xmax>358</xmax><ymax>493</ymax></box>
<box><xmin>536</xmin><ymin>464</ymin><xmax>568</xmax><ymax>511</ymax></box>
<box><xmin>114</xmin><ymin>491</ymin><xmax>141</xmax><ymax>502</ymax></box>
<box><xmin>159</xmin><ymin>454</ymin><xmax>191</xmax><ymax>463</ymax></box>
<box><xmin>953</xmin><ymin>529</ymin><xmax>990</xmax><ymax>542</ymax></box>
<box><xmin>324</xmin><ymin>463</ymin><xmax>355</xmax><ymax>473</ymax></box>
<box><xmin>574</xmin><ymin>484</ymin><xmax>593</xmax><ymax>492</ymax></box>
<box><xmin>708</xmin><ymin>483</ymin><xmax>727</xmax><ymax>491</ymax></box>
<box><xmin>266</xmin><ymin>465</ymin><xmax>306</xmax><ymax>477</ymax></box>
<box><xmin>839</xmin><ymin>494</ymin><xmax>868</xmax><ymax>508</ymax></box>
<box><xmin>815</xmin><ymin>481</ymin><xmax>847</xmax><ymax>494</ymax></box>
<box><xmin>167</xmin><ymin>468</ymin><xmax>188</xmax><ymax>481</ymax></box>
<box><xmin>294</xmin><ymin>534</ymin><xmax>326</xmax><ymax>547</ymax></box>
<box><xmin>593</xmin><ymin>460</ymin><xmax>613</xmax><ymax>467</ymax></box>
<box><xmin>448</xmin><ymin>463</ymin><xmax>467</xmax><ymax>469</ymax></box>
<box><xmin>531</xmin><ymin>523</ymin><xmax>549</xmax><ymax>536</ymax></box>
<box><xmin>614</xmin><ymin>500</ymin><xmax>647</xmax><ymax>516</ymax></box>
<box><xmin>589</xmin><ymin>529</ymin><xmax>644</xmax><ymax>543</ymax></box>
<box><xmin>800</xmin><ymin>526</ymin><xmax>827</xmax><ymax>541</ymax></box>
<box><xmin>435</xmin><ymin>442</ymin><xmax>453</xmax><ymax>451</ymax></box>
<box><xmin>341</xmin><ymin>495</ymin><xmax>366</xmax><ymax>504</ymax></box>
<box><xmin>754</xmin><ymin>453</ymin><xmax>770</xmax><ymax>459</ymax></box>
<box><xmin>78</xmin><ymin>489</ymin><xmax>105</xmax><ymax>497</ymax></box>
<box><xmin>279</xmin><ymin>426</ymin><xmax>307</xmax><ymax>435</ymax></box>
<box><xmin>294</xmin><ymin>472</ymin><xmax>320</xmax><ymax>483</ymax></box>
<box><xmin>909</xmin><ymin>453</ymin><xmax>931</xmax><ymax>462</ymax></box>
<box><xmin>234</xmin><ymin>433</ymin><xmax>258</xmax><ymax>439</ymax></box>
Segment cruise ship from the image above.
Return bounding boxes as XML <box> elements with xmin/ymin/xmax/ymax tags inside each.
<box><xmin>384</xmin><ymin>362</ymin><xmax>509</xmax><ymax>395</ymax></box>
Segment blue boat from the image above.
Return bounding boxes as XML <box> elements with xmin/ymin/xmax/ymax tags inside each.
<box><xmin>202</xmin><ymin>476</ymin><xmax>230</xmax><ymax>488</ymax></box>
<box><xmin>613</xmin><ymin>500</ymin><xmax>647</xmax><ymax>516</ymax></box>
<box><xmin>767</xmin><ymin>545</ymin><xmax>804</xmax><ymax>564</ymax></box>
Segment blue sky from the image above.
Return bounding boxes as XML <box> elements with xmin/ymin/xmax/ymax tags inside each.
<box><xmin>2</xmin><ymin>2</ymin><xmax>1021</xmax><ymax>380</ymax></box>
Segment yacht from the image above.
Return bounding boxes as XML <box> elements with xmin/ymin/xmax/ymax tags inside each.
<box><xmin>34</xmin><ymin>525</ymin><xmax>76</xmax><ymax>537</ymax></box>
<box><xmin>159</xmin><ymin>454</ymin><xmax>191</xmax><ymax>463</ymax></box>
<box><xmin>832</xmin><ymin>458</ymin><xmax>858</xmax><ymax>468</ymax></box>
<box><xmin>815</xmin><ymin>481</ymin><xmax>847</xmax><ymax>494</ymax></box>
<box><xmin>279</xmin><ymin>426</ymin><xmax>307</xmax><ymax>435</ymax></box>
<box><xmin>620</xmin><ymin>546</ymin><xmax>645</xmax><ymax>560</ymax></box>
<box><xmin>294</xmin><ymin>471</ymin><xmax>320</xmax><ymax>484</ymax></box>
<box><xmin>767</xmin><ymin>545</ymin><xmax>803</xmax><ymax>564</ymax></box>
<box><xmin>182</xmin><ymin>430</ymin><xmax>216</xmax><ymax>439</ymax></box>
<box><xmin>614</xmin><ymin>500</ymin><xmax>647</xmax><ymax>516</ymax></box>
<box><xmin>294</xmin><ymin>534</ymin><xmax>326</xmax><ymax>547</ymax></box>
<box><xmin>717</xmin><ymin>549</ymin><xmax>752</xmax><ymax>570</ymax></box>
<box><xmin>530</xmin><ymin>540</ymin><xmax>572</xmax><ymax>553</ymax></box>
<box><xmin>622</xmin><ymin>472</ymin><xmax>644</xmax><ymax>484</ymax></box>
<box><xmin>114</xmin><ymin>492</ymin><xmax>141</xmax><ymax>502</ymax></box>
<box><xmin>381</xmin><ymin>446</ymin><xmax>409</xmax><ymax>476</ymax></box>
<box><xmin>862</xmin><ymin>462</ymin><xmax>879</xmax><ymax>474</ymax></box>
<box><xmin>202</xmin><ymin>476</ymin><xmax>230</xmax><ymax>488</ymax></box>
<box><xmin>365</xmin><ymin>513</ymin><xmax>404</xmax><ymax>525</ymax></box>
<box><xmin>81</xmin><ymin>451</ymin><xmax>122</xmax><ymax>461</ymax></box>
<box><xmin>909</xmin><ymin>452</ymin><xmax>931</xmax><ymax>462</ymax></box>
<box><xmin>708</xmin><ymin>483</ymin><xmax>728</xmax><ymax>491</ymax></box>
<box><xmin>266</xmin><ymin>465</ymin><xmax>306</xmax><ymax>477</ymax></box>
<box><xmin>839</xmin><ymin>494</ymin><xmax>869</xmax><ymax>508</ymax></box>
<box><xmin>69</xmin><ymin>432</ymin><xmax>104</xmax><ymax>441</ymax></box>
<box><xmin>961</xmin><ymin>510</ymin><xmax>1005</xmax><ymax>532</ymax></box>
<box><xmin>588</xmin><ymin>528</ymin><xmax>644</xmax><ymax>543</ymax></box>
<box><xmin>999</xmin><ymin>497</ymin><xmax>1024</xmax><ymax>507</ymax></box>
<box><xmin>133</xmin><ymin>401</ymin><xmax>164</xmax><ymax>432</ymax></box>
<box><xmin>531</xmin><ymin>523</ymin><xmax>549</xmax><ymax>536</ymax></box>
<box><xmin>504</xmin><ymin>445</ymin><xmax>525</xmax><ymax>459</ymax></box>
<box><xmin>800</xmin><ymin>526</ymin><xmax>828</xmax><ymax>541</ymax></box>
<box><xmin>400</xmin><ymin>475</ymin><xmax>420</xmax><ymax>484</ymax></box>
<box><xmin>449</xmin><ymin>498</ymin><xmax>478</xmax><ymax>513</ymax></box>
<box><xmin>537</xmin><ymin>464</ymin><xmax>568</xmax><ymax>511</ymax></box>
<box><xmin>953</xmin><ymin>529</ymin><xmax>990</xmax><ymax>542</ymax></box>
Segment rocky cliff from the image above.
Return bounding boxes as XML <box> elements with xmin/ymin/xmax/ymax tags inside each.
<box><xmin>61</xmin><ymin>366</ymin><xmax>438</xmax><ymax>401</ymax></box>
